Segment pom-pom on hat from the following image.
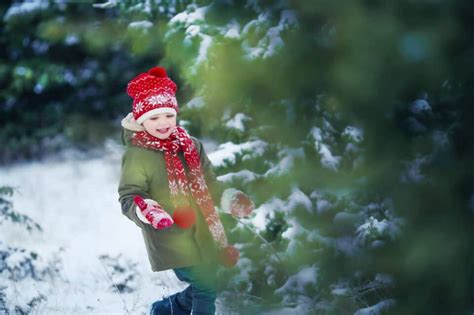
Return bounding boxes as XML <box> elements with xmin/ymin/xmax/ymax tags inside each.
<box><xmin>126</xmin><ymin>66</ymin><xmax>179</xmax><ymax>124</ymax></box>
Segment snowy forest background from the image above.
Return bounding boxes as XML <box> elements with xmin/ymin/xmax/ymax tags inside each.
<box><xmin>1</xmin><ymin>0</ymin><xmax>474</xmax><ymax>314</ymax></box>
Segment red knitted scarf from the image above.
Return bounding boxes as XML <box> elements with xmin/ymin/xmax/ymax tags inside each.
<box><xmin>131</xmin><ymin>126</ymin><xmax>228</xmax><ymax>248</ymax></box>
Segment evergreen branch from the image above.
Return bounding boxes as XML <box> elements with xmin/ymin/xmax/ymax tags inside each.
<box><xmin>236</xmin><ymin>218</ymin><xmax>284</xmax><ymax>263</ymax></box>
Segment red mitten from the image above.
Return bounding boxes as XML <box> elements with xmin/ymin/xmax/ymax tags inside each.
<box><xmin>221</xmin><ymin>189</ymin><xmax>255</xmax><ymax>218</ymax></box>
<box><xmin>172</xmin><ymin>206</ymin><xmax>196</xmax><ymax>229</ymax></box>
<box><xmin>134</xmin><ymin>195</ymin><xmax>174</xmax><ymax>229</ymax></box>
<box><xmin>219</xmin><ymin>245</ymin><xmax>239</xmax><ymax>267</ymax></box>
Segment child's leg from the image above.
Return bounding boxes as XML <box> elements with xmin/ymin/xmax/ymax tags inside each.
<box><xmin>174</xmin><ymin>285</ymin><xmax>193</xmax><ymax>311</ymax></box>
<box><xmin>150</xmin><ymin>286</ymin><xmax>192</xmax><ymax>315</ymax></box>
<box><xmin>174</xmin><ymin>263</ymin><xmax>217</xmax><ymax>315</ymax></box>
<box><xmin>191</xmin><ymin>283</ymin><xmax>216</xmax><ymax>315</ymax></box>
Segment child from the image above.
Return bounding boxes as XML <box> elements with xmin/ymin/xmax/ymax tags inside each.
<box><xmin>117</xmin><ymin>66</ymin><xmax>254</xmax><ymax>315</ymax></box>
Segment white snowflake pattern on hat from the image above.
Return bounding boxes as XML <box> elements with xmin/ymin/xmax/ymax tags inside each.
<box><xmin>135</xmin><ymin>100</ymin><xmax>144</xmax><ymax>112</ymax></box>
<box><xmin>146</xmin><ymin>93</ymin><xmax>177</xmax><ymax>107</ymax></box>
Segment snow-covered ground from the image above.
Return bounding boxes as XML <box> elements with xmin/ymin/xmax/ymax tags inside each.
<box><xmin>0</xmin><ymin>141</ymin><xmax>188</xmax><ymax>314</ymax></box>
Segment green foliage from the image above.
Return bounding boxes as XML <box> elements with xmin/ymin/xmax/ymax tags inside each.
<box><xmin>0</xmin><ymin>2</ymin><xmax>164</xmax><ymax>164</ymax></box>
<box><xmin>155</xmin><ymin>1</ymin><xmax>474</xmax><ymax>313</ymax></box>
<box><xmin>2</xmin><ymin>0</ymin><xmax>473</xmax><ymax>313</ymax></box>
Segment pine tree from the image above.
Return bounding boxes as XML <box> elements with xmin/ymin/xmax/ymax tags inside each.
<box><xmin>134</xmin><ymin>1</ymin><xmax>474</xmax><ymax>313</ymax></box>
<box><xmin>0</xmin><ymin>186</ymin><xmax>61</xmax><ymax>314</ymax></box>
<box><xmin>0</xmin><ymin>1</ymin><xmax>161</xmax><ymax>164</ymax></box>
<box><xmin>2</xmin><ymin>0</ymin><xmax>473</xmax><ymax>313</ymax></box>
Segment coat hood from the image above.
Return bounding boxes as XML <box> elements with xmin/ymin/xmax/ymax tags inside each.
<box><xmin>121</xmin><ymin>112</ymin><xmax>145</xmax><ymax>132</ymax></box>
<box><xmin>120</xmin><ymin>112</ymin><xmax>142</xmax><ymax>146</ymax></box>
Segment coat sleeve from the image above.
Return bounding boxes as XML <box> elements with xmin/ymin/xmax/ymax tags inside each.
<box><xmin>117</xmin><ymin>148</ymin><xmax>151</xmax><ymax>229</ymax></box>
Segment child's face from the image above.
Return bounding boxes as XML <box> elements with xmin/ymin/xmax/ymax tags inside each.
<box><xmin>142</xmin><ymin>112</ymin><xmax>177</xmax><ymax>139</ymax></box>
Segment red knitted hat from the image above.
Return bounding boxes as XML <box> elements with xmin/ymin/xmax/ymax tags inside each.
<box><xmin>126</xmin><ymin>66</ymin><xmax>178</xmax><ymax>124</ymax></box>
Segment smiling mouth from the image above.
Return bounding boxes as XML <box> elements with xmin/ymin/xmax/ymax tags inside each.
<box><xmin>156</xmin><ymin>127</ymin><xmax>170</xmax><ymax>134</ymax></box>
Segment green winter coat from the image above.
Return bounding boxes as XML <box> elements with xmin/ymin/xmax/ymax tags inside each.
<box><xmin>117</xmin><ymin>129</ymin><xmax>225</xmax><ymax>272</ymax></box>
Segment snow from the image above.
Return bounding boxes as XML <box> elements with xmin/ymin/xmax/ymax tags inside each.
<box><xmin>125</xmin><ymin>2</ymin><xmax>152</xmax><ymax>15</ymax></box>
<box><xmin>225</xmin><ymin>113</ymin><xmax>250</xmax><ymax>132</ymax></box>
<box><xmin>310</xmin><ymin>190</ymin><xmax>333</xmax><ymax>215</ymax></box>
<box><xmin>264</xmin><ymin>264</ymin><xmax>276</xmax><ymax>286</ymax></box>
<box><xmin>195</xmin><ymin>34</ymin><xmax>213</xmax><ymax>66</ymax></box>
<box><xmin>4</xmin><ymin>250</ymin><xmax>32</xmax><ymax>270</ymax></box>
<box><xmin>316</xmin><ymin>198</ymin><xmax>331</xmax><ymax>214</ymax></box>
<box><xmin>208</xmin><ymin>140</ymin><xmax>268</xmax><ymax>167</ymax></box>
<box><xmin>331</xmin><ymin>287</ymin><xmax>349</xmax><ymax>295</ymax></box>
<box><xmin>186</xmin><ymin>96</ymin><xmax>205</xmax><ymax>109</ymax></box>
<box><xmin>4</xmin><ymin>0</ymin><xmax>49</xmax><ymax>21</ymax></box>
<box><xmin>274</xmin><ymin>265</ymin><xmax>318</xmax><ymax>297</ymax></box>
<box><xmin>64</xmin><ymin>34</ymin><xmax>79</xmax><ymax>46</ymax></box>
<box><xmin>3</xmin><ymin>278</ymin><xmax>47</xmax><ymax>313</ymax></box>
<box><xmin>0</xmin><ymin>143</ymin><xmax>188</xmax><ymax>314</ymax></box>
<box><xmin>241</xmin><ymin>9</ymin><xmax>298</xmax><ymax>60</ymax></box>
<box><xmin>410</xmin><ymin>99</ymin><xmax>431</xmax><ymax>114</ymax></box>
<box><xmin>286</xmin><ymin>187</ymin><xmax>312</xmax><ymax>213</ymax></box>
<box><xmin>282</xmin><ymin>218</ymin><xmax>305</xmax><ymax>240</ymax></box>
<box><xmin>251</xmin><ymin>197</ymin><xmax>285</xmax><ymax>232</ymax></box>
<box><xmin>261</xmin><ymin>26</ymin><xmax>285</xmax><ymax>58</ymax></box>
<box><xmin>128</xmin><ymin>20</ymin><xmax>154</xmax><ymax>30</ymax></box>
<box><xmin>252</xmin><ymin>187</ymin><xmax>312</xmax><ymax>235</ymax></box>
<box><xmin>34</xmin><ymin>83</ymin><xmax>44</xmax><ymax>94</ymax></box>
<box><xmin>217</xmin><ymin>169</ymin><xmax>259</xmax><ymax>184</ymax></box>
<box><xmin>330</xmin><ymin>280</ymin><xmax>352</xmax><ymax>297</ymax></box>
<box><xmin>354</xmin><ymin>299</ymin><xmax>396</xmax><ymax>315</ymax></box>
<box><xmin>309</xmin><ymin>126</ymin><xmax>342</xmax><ymax>171</ymax></box>
<box><xmin>186</xmin><ymin>24</ymin><xmax>201</xmax><ymax>37</ymax></box>
<box><xmin>200</xmin><ymin>137</ymin><xmax>219</xmax><ymax>153</ymax></box>
<box><xmin>165</xmin><ymin>4</ymin><xmax>298</xmax><ymax>76</ymax></box>
<box><xmin>264</xmin><ymin>147</ymin><xmax>304</xmax><ymax>177</ymax></box>
<box><xmin>169</xmin><ymin>4</ymin><xmax>208</xmax><ymax>25</ymax></box>
<box><xmin>167</xmin><ymin>4</ymin><xmax>214</xmax><ymax>72</ymax></box>
<box><xmin>1</xmin><ymin>135</ymin><xmax>300</xmax><ymax>313</ymax></box>
<box><xmin>310</xmin><ymin>127</ymin><xmax>323</xmax><ymax>148</ymax></box>
<box><xmin>280</xmin><ymin>10</ymin><xmax>298</xmax><ymax>29</ymax></box>
<box><xmin>318</xmin><ymin>143</ymin><xmax>341</xmax><ymax>171</ymax></box>
<box><xmin>92</xmin><ymin>0</ymin><xmax>117</xmax><ymax>9</ymax></box>
<box><xmin>356</xmin><ymin>216</ymin><xmax>402</xmax><ymax>245</ymax></box>
<box><xmin>342</xmin><ymin>126</ymin><xmax>363</xmax><ymax>143</ymax></box>
<box><xmin>222</xmin><ymin>19</ymin><xmax>241</xmax><ymax>39</ymax></box>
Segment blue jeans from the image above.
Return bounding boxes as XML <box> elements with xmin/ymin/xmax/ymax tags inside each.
<box><xmin>150</xmin><ymin>264</ymin><xmax>217</xmax><ymax>315</ymax></box>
